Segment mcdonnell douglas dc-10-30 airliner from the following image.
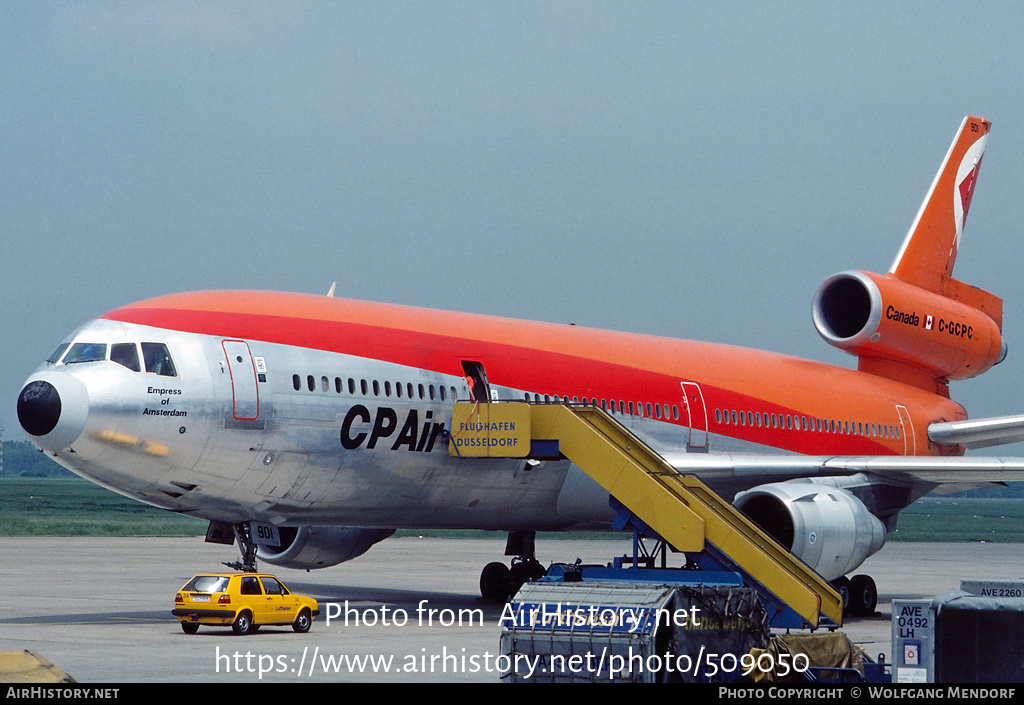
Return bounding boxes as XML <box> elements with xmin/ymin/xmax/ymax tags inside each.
<box><xmin>18</xmin><ymin>116</ymin><xmax>1024</xmax><ymax>616</ymax></box>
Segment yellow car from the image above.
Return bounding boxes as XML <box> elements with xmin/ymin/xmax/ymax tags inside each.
<box><xmin>172</xmin><ymin>573</ymin><xmax>319</xmax><ymax>635</ymax></box>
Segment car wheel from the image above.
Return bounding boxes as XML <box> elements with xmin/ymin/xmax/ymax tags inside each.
<box><xmin>293</xmin><ymin>608</ymin><xmax>312</xmax><ymax>633</ymax></box>
<box><xmin>180</xmin><ymin>622</ymin><xmax>199</xmax><ymax>635</ymax></box>
<box><xmin>232</xmin><ymin>610</ymin><xmax>254</xmax><ymax>636</ymax></box>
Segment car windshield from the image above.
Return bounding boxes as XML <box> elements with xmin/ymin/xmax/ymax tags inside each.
<box><xmin>183</xmin><ymin>576</ymin><xmax>230</xmax><ymax>593</ymax></box>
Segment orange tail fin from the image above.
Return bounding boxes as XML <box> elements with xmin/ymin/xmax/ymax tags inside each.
<box><xmin>889</xmin><ymin>116</ymin><xmax>990</xmax><ymax>293</ymax></box>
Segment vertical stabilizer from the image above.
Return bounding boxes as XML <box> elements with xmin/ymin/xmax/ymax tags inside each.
<box><xmin>889</xmin><ymin>116</ymin><xmax>990</xmax><ymax>293</ymax></box>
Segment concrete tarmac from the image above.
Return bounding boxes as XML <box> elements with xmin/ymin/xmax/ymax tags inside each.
<box><xmin>2</xmin><ymin>536</ymin><xmax>1022</xmax><ymax>682</ymax></box>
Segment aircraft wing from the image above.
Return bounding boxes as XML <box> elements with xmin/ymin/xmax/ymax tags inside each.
<box><xmin>928</xmin><ymin>415</ymin><xmax>1024</xmax><ymax>450</ymax></box>
<box><xmin>662</xmin><ymin>452</ymin><xmax>1024</xmax><ymax>484</ymax></box>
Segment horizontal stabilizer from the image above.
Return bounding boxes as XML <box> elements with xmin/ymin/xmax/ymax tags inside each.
<box><xmin>929</xmin><ymin>414</ymin><xmax>1024</xmax><ymax>450</ymax></box>
<box><xmin>662</xmin><ymin>452</ymin><xmax>1024</xmax><ymax>484</ymax></box>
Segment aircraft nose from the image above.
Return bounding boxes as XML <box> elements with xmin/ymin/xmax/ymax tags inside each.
<box><xmin>17</xmin><ymin>372</ymin><xmax>89</xmax><ymax>452</ymax></box>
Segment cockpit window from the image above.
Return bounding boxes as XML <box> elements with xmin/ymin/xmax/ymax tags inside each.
<box><xmin>111</xmin><ymin>343</ymin><xmax>141</xmax><ymax>372</ymax></box>
<box><xmin>63</xmin><ymin>343</ymin><xmax>107</xmax><ymax>364</ymax></box>
<box><xmin>46</xmin><ymin>343</ymin><xmax>69</xmax><ymax>365</ymax></box>
<box><xmin>142</xmin><ymin>342</ymin><xmax>177</xmax><ymax>377</ymax></box>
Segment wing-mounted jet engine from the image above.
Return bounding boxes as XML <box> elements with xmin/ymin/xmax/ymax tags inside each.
<box><xmin>213</xmin><ymin>521</ymin><xmax>394</xmax><ymax>572</ymax></box>
<box><xmin>257</xmin><ymin>526</ymin><xmax>396</xmax><ymax>570</ymax></box>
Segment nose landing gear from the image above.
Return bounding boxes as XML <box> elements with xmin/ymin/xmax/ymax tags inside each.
<box><xmin>208</xmin><ymin>521</ymin><xmax>259</xmax><ymax>573</ymax></box>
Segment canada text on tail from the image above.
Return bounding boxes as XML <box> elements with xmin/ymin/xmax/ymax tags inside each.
<box><xmin>812</xmin><ymin>116</ymin><xmax>1005</xmax><ymax>395</ymax></box>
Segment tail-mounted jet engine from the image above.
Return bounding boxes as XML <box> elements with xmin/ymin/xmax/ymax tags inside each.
<box><xmin>257</xmin><ymin>526</ymin><xmax>395</xmax><ymax>570</ymax></box>
<box><xmin>812</xmin><ymin>270</ymin><xmax>1004</xmax><ymax>383</ymax></box>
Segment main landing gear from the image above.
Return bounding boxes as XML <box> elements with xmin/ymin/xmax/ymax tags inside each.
<box><xmin>832</xmin><ymin>574</ymin><xmax>877</xmax><ymax>617</ymax></box>
<box><xmin>479</xmin><ymin>531</ymin><xmax>547</xmax><ymax>601</ymax></box>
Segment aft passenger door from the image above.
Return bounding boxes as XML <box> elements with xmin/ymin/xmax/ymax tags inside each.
<box><xmin>896</xmin><ymin>404</ymin><xmax>916</xmax><ymax>456</ymax></box>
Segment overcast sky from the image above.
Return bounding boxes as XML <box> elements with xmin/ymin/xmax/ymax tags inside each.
<box><xmin>4</xmin><ymin>2</ymin><xmax>1024</xmax><ymax>449</ymax></box>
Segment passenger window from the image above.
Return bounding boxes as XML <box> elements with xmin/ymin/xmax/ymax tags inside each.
<box><xmin>239</xmin><ymin>577</ymin><xmax>262</xmax><ymax>595</ymax></box>
<box><xmin>111</xmin><ymin>343</ymin><xmax>140</xmax><ymax>372</ymax></box>
<box><xmin>141</xmin><ymin>343</ymin><xmax>176</xmax><ymax>376</ymax></box>
<box><xmin>64</xmin><ymin>342</ymin><xmax>107</xmax><ymax>364</ymax></box>
<box><xmin>260</xmin><ymin>577</ymin><xmax>287</xmax><ymax>595</ymax></box>
<box><xmin>293</xmin><ymin>374</ymin><xmax>301</xmax><ymax>391</ymax></box>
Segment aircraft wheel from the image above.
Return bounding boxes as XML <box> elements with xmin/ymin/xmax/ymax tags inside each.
<box><xmin>508</xmin><ymin>558</ymin><xmax>546</xmax><ymax>597</ymax></box>
<box><xmin>480</xmin><ymin>562</ymin><xmax>510</xmax><ymax>601</ymax></box>
<box><xmin>849</xmin><ymin>575</ymin><xmax>877</xmax><ymax>617</ymax></box>
<box><xmin>832</xmin><ymin>576</ymin><xmax>851</xmax><ymax>615</ymax></box>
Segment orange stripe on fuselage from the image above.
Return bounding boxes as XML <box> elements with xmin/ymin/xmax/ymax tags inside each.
<box><xmin>102</xmin><ymin>290</ymin><xmax>967</xmax><ymax>456</ymax></box>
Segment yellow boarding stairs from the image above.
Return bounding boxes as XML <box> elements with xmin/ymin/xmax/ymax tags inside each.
<box><xmin>449</xmin><ymin>401</ymin><xmax>843</xmax><ymax>628</ymax></box>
